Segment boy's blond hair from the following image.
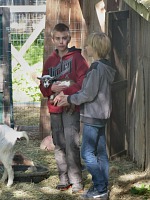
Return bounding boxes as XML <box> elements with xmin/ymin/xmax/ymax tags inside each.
<box><xmin>86</xmin><ymin>32</ymin><xmax>111</xmax><ymax>59</ymax></box>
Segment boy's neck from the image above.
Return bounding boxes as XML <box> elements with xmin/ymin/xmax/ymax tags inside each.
<box><xmin>93</xmin><ymin>52</ymin><xmax>100</xmax><ymax>61</ymax></box>
<box><xmin>58</xmin><ymin>49</ymin><xmax>69</xmax><ymax>58</ymax></box>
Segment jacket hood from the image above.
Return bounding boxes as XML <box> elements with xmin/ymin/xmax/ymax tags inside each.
<box><xmin>53</xmin><ymin>46</ymin><xmax>82</xmax><ymax>58</ymax></box>
<box><xmin>94</xmin><ymin>59</ymin><xmax>116</xmax><ymax>83</ymax></box>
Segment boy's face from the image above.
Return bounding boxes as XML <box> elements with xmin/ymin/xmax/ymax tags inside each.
<box><xmin>85</xmin><ymin>44</ymin><xmax>94</xmax><ymax>57</ymax></box>
<box><xmin>52</xmin><ymin>31</ymin><xmax>71</xmax><ymax>53</ymax></box>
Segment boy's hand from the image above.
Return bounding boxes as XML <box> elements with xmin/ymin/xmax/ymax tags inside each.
<box><xmin>53</xmin><ymin>91</ymin><xmax>65</xmax><ymax>106</ymax></box>
<box><xmin>57</xmin><ymin>95</ymin><xmax>70</xmax><ymax>107</ymax></box>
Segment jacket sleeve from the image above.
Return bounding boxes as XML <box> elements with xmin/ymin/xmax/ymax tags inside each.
<box><xmin>62</xmin><ymin>55</ymin><xmax>89</xmax><ymax>95</ymax></box>
<box><xmin>69</xmin><ymin>67</ymin><xmax>101</xmax><ymax>105</ymax></box>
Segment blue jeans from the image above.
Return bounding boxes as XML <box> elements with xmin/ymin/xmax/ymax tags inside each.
<box><xmin>81</xmin><ymin>124</ymin><xmax>109</xmax><ymax>193</ymax></box>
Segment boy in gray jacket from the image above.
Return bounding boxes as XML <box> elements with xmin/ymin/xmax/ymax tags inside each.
<box><xmin>55</xmin><ymin>32</ymin><xmax>116</xmax><ymax>199</ymax></box>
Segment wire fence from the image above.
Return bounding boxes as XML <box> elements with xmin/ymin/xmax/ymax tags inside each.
<box><xmin>0</xmin><ymin>0</ymin><xmax>46</xmax><ymax>6</ymax></box>
<box><xmin>0</xmin><ymin>3</ymin><xmax>46</xmax><ymax>134</ymax></box>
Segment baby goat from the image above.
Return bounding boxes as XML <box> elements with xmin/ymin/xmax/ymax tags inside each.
<box><xmin>0</xmin><ymin>124</ymin><xmax>29</xmax><ymax>187</ymax></box>
<box><xmin>37</xmin><ymin>75</ymin><xmax>74</xmax><ymax>88</ymax></box>
<box><xmin>37</xmin><ymin>75</ymin><xmax>56</xmax><ymax>88</ymax></box>
<box><xmin>38</xmin><ymin>75</ymin><xmax>76</xmax><ymax>114</ymax></box>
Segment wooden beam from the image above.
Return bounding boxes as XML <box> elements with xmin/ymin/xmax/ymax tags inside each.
<box><xmin>11</xmin><ymin>45</ymin><xmax>31</xmax><ymax>82</ymax></box>
<box><xmin>12</xmin><ymin>16</ymin><xmax>45</xmax><ymax>68</ymax></box>
<box><xmin>112</xmin><ymin>80</ymin><xmax>128</xmax><ymax>92</ymax></box>
<box><xmin>124</xmin><ymin>0</ymin><xmax>150</xmax><ymax>22</ymax></box>
<box><xmin>8</xmin><ymin>5</ymin><xmax>46</xmax><ymax>13</ymax></box>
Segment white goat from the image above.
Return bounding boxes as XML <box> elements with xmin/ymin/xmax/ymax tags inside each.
<box><xmin>38</xmin><ymin>75</ymin><xmax>75</xmax><ymax>113</ymax></box>
<box><xmin>0</xmin><ymin>124</ymin><xmax>29</xmax><ymax>187</ymax></box>
<box><xmin>37</xmin><ymin>75</ymin><xmax>74</xmax><ymax>88</ymax></box>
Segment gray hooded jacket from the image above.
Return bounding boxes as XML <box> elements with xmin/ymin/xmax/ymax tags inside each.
<box><xmin>68</xmin><ymin>59</ymin><xmax>116</xmax><ymax>126</ymax></box>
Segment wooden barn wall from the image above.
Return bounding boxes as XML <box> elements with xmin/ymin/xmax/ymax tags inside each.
<box><xmin>106</xmin><ymin>10</ymin><xmax>129</xmax><ymax>159</ymax></box>
<box><xmin>126</xmin><ymin>6</ymin><xmax>150</xmax><ymax>170</ymax></box>
<box><xmin>79</xmin><ymin>0</ymin><xmax>101</xmax><ymax>33</ymax></box>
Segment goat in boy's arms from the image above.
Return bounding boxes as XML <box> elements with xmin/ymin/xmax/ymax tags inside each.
<box><xmin>0</xmin><ymin>124</ymin><xmax>29</xmax><ymax>187</ymax></box>
<box><xmin>37</xmin><ymin>75</ymin><xmax>75</xmax><ymax>114</ymax></box>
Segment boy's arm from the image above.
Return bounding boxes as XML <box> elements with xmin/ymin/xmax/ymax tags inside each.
<box><xmin>68</xmin><ymin>68</ymin><xmax>101</xmax><ymax>105</ymax></box>
<box><xmin>62</xmin><ymin>55</ymin><xmax>88</xmax><ymax>95</ymax></box>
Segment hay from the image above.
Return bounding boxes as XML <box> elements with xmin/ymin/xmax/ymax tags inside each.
<box><xmin>0</xmin><ymin>136</ymin><xmax>149</xmax><ymax>199</ymax></box>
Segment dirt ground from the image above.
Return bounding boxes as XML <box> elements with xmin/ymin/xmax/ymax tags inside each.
<box><xmin>0</xmin><ymin>129</ymin><xmax>149</xmax><ymax>200</ymax></box>
<box><xmin>2</xmin><ymin>105</ymin><xmax>150</xmax><ymax>199</ymax></box>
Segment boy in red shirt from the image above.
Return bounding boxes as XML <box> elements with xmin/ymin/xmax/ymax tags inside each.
<box><xmin>39</xmin><ymin>23</ymin><xmax>88</xmax><ymax>193</ymax></box>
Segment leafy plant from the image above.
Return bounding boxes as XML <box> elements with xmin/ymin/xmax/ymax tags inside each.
<box><xmin>130</xmin><ymin>184</ymin><xmax>150</xmax><ymax>198</ymax></box>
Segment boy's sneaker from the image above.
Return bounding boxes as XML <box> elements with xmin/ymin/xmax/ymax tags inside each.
<box><xmin>72</xmin><ymin>183</ymin><xmax>84</xmax><ymax>194</ymax></box>
<box><xmin>80</xmin><ymin>186</ymin><xmax>108</xmax><ymax>199</ymax></box>
<box><xmin>81</xmin><ymin>164</ymin><xmax>86</xmax><ymax>171</ymax></box>
<box><xmin>56</xmin><ymin>183</ymin><xmax>72</xmax><ymax>191</ymax></box>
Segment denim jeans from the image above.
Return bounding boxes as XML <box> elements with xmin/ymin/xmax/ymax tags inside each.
<box><xmin>81</xmin><ymin>124</ymin><xmax>109</xmax><ymax>193</ymax></box>
<box><xmin>50</xmin><ymin>111</ymin><xmax>82</xmax><ymax>186</ymax></box>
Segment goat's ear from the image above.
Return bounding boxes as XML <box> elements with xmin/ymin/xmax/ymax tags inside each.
<box><xmin>37</xmin><ymin>77</ymin><xmax>42</xmax><ymax>80</ymax></box>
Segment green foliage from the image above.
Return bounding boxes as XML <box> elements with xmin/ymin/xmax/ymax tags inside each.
<box><xmin>12</xmin><ymin>63</ymin><xmax>42</xmax><ymax>102</ymax></box>
<box><xmin>24</xmin><ymin>44</ymin><xmax>44</xmax><ymax>66</ymax></box>
<box><xmin>130</xmin><ymin>184</ymin><xmax>150</xmax><ymax>199</ymax></box>
<box><xmin>22</xmin><ymin>85</ymin><xmax>42</xmax><ymax>102</ymax></box>
<box><xmin>12</xmin><ymin>33</ymin><xmax>44</xmax><ymax>102</ymax></box>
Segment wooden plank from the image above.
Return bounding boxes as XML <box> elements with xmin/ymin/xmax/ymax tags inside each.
<box><xmin>11</xmin><ymin>45</ymin><xmax>30</xmax><ymax>74</ymax></box>
<box><xmin>9</xmin><ymin>5</ymin><xmax>46</xmax><ymax>13</ymax></box>
<box><xmin>144</xmin><ymin>61</ymin><xmax>150</xmax><ymax>172</ymax></box>
<box><xmin>124</xmin><ymin>0</ymin><xmax>150</xmax><ymax>22</ymax></box>
<box><xmin>108</xmin><ymin>10</ymin><xmax>129</xmax><ymax>20</ymax></box>
<box><xmin>106</xmin><ymin>10</ymin><xmax>128</xmax><ymax>158</ymax></box>
<box><xmin>81</xmin><ymin>0</ymin><xmax>101</xmax><ymax>33</ymax></box>
<box><xmin>132</xmin><ymin>60</ymin><xmax>145</xmax><ymax>169</ymax></box>
<box><xmin>105</xmin><ymin>0</ymin><xmax>119</xmax><ymax>11</ymax></box>
<box><xmin>43</xmin><ymin>0</ymin><xmax>59</xmax><ymax>62</ymax></box>
<box><xmin>69</xmin><ymin>0</ymin><xmax>84</xmax><ymax>48</ymax></box>
<box><xmin>95</xmin><ymin>1</ymin><xmax>106</xmax><ymax>32</ymax></box>
<box><xmin>39</xmin><ymin>98</ymin><xmax>51</xmax><ymax>139</ymax></box>
<box><xmin>2</xmin><ymin>7</ymin><xmax>12</xmax><ymax>126</ymax></box>
<box><xmin>112</xmin><ymin>80</ymin><xmax>127</xmax><ymax>92</ymax></box>
<box><xmin>0</xmin><ymin>65</ymin><xmax>3</xmax><ymax>92</ymax></box>
<box><xmin>143</xmin><ymin>29</ymin><xmax>150</xmax><ymax>173</ymax></box>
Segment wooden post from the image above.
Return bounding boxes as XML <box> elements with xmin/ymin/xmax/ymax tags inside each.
<box><xmin>39</xmin><ymin>98</ymin><xmax>50</xmax><ymax>139</ymax></box>
<box><xmin>1</xmin><ymin>7</ymin><xmax>13</xmax><ymax>126</ymax></box>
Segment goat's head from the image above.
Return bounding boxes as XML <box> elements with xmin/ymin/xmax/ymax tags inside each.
<box><xmin>37</xmin><ymin>75</ymin><xmax>55</xmax><ymax>88</ymax></box>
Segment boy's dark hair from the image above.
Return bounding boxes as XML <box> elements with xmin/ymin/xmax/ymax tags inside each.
<box><xmin>54</xmin><ymin>23</ymin><xmax>69</xmax><ymax>32</ymax></box>
<box><xmin>51</xmin><ymin>23</ymin><xmax>70</xmax><ymax>37</ymax></box>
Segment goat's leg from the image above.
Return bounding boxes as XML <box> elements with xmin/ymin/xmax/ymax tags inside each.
<box><xmin>6</xmin><ymin>164</ymin><xmax>14</xmax><ymax>187</ymax></box>
<box><xmin>1</xmin><ymin>167</ymin><xmax>8</xmax><ymax>183</ymax></box>
<box><xmin>2</xmin><ymin>156</ymin><xmax>14</xmax><ymax>187</ymax></box>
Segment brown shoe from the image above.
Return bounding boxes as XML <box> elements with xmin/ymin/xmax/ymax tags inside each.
<box><xmin>56</xmin><ymin>183</ymin><xmax>72</xmax><ymax>191</ymax></box>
